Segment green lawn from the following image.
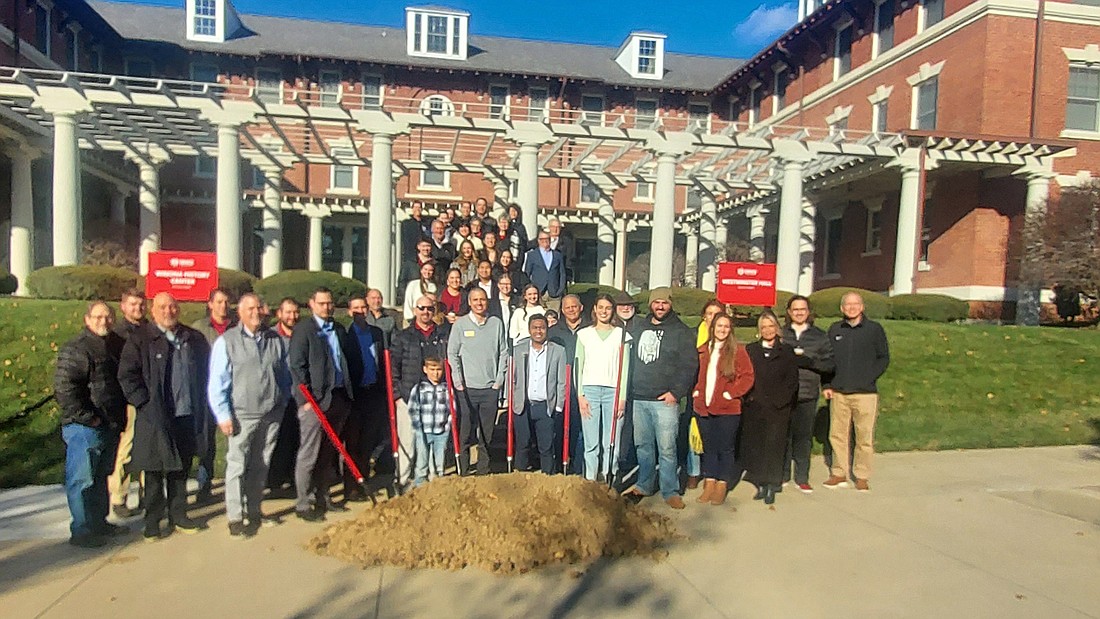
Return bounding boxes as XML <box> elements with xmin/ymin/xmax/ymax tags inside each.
<box><xmin>1</xmin><ymin>298</ymin><xmax>1097</xmax><ymax>487</ymax></box>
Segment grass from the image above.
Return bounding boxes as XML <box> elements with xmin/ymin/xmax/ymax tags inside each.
<box><xmin>1</xmin><ymin>298</ymin><xmax>1098</xmax><ymax>487</ymax></box>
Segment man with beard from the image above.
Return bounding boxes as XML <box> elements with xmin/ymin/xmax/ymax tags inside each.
<box><xmin>344</xmin><ymin>296</ymin><xmax>385</xmax><ymax>501</ymax></box>
<box><xmin>267</xmin><ymin>298</ymin><xmax>301</xmax><ymax>494</ymax></box>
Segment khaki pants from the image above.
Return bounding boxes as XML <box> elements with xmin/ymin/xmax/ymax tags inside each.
<box><xmin>107</xmin><ymin>405</ymin><xmax>143</xmax><ymax>507</ymax></box>
<box><xmin>829</xmin><ymin>393</ymin><xmax>878</xmax><ymax>481</ymax></box>
<box><xmin>394</xmin><ymin>399</ymin><xmax>414</xmax><ymax>486</ymax></box>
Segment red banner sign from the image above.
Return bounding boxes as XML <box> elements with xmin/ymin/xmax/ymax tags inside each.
<box><xmin>145</xmin><ymin>252</ymin><xmax>219</xmax><ymax>302</ymax></box>
<box><xmin>716</xmin><ymin>262</ymin><xmax>777</xmax><ymax>307</ymax></box>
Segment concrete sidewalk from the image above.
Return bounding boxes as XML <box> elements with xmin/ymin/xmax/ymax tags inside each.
<box><xmin>2</xmin><ymin>445</ymin><xmax>1098</xmax><ymax>619</ymax></box>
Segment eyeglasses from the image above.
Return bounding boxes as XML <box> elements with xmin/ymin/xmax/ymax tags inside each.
<box><xmin>415</xmin><ymin>305</ymin><xmax>434</xmax><ymax>311</ymax></box>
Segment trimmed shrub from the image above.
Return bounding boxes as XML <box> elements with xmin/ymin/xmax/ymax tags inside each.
<box><xmin>26</xmin><ymin>265</ymin><xmax>140</xmax><ymax>300</ymax></box>
<box><xmin>728</xmin><ymin>290</ymin><xmax>796</xmax><ymax>318</ymax></box>
<box><xmin>0</xmin><ymin>265</ymin><xmax>17</xmax><ymax>295</ymax></box>
<box><xmin>254</xmin><ymin>270</ymin><xmax>366</xmax><ymax>307</ymax></box>
<box><xmin>888</xmin><ymin>293</ymin><xmax>970</xmax><ymax>322</ymax></box>
<box><xmin>809</xmin><ymin>287</ymin><xmax>890</xmax><ymax>319</ymax></box>
<box><xmin>217</xmin><ymin>268</ymin><xmax>257</xmax><ymax>300</ymax></box>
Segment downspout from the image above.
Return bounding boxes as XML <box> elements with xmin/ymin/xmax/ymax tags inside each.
<box><xmin>1029</xmin><ymin>0</ymin><xmax>1046</xmax><ymax>138</ymax></box>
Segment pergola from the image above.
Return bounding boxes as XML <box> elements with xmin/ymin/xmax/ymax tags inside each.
<box><xmin>0</xmin><ymin>66</ymin><xmax>1065</xmax><ymax>301</ymax></box>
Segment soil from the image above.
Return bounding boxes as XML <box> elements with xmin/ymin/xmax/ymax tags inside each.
<box><xmin>306</xmin><ymin>473</ymin><xmax>679</xmax><ymax>574</ymax></box>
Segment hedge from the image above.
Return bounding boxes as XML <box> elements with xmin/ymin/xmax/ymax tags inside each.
<box><xmin>888</xmin><ymin>293</ymin><xmax>970</xmax><ymax>322</ymax></box>
<box><xmin>26</xmin><ymin>265</ymin><xmax>140</xmax><ymax>300</ymax></box>
<box><xmin>253</xmin><ymin>270</ymin><xmax>366</xmax><ymax>307</ymax></box>
<box><xmin>217</xmin><ymin>268</ymin><xmax>257</xmax><ymax>300</ymax></box>
<box><xmin>0</xmin><ymin>266</ymin><xmax>16</xmax><ymax>295</ymax></box>
<box><xmin>809</xmin><ymin>287</ymin><xmax>891</xmax><ymax>319</ymax></box>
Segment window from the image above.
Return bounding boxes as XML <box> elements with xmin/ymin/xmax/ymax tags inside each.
<box><xmin>528</xmin><ymin>87</ymin><xmax>549</xmax><ymax>122</ymax></box>
<box><xmin>426</xmin><ymin>15</ymin><xmax>448</xmax><ymax>54</ymax></box>
<box><xmin>452</xmin><ymin>16</ymin><xmax>462</xmax><ymax>55</ymax></box>
<box><xmin>914</xmin><ymin>77</ymin><xmax>938</xmax><ymax>130</ymax></box>
<box><xmin>864</xmin><ymin>206</ymin><xmax>882</xmax><ymax>253</ymax></box>
<box><xmin>194</xmin><ymin>0</ymin><xmax>217</xmax><ymax>37</ymax></box>
<box><xmin>256</xmin><ymin>69</ymin><xmax>282</xmax><ymax>104</ymax></box>
<box><xmin>90</xmin><ymin>47</ymin><xmax>103</xmax><ymax>73</ymax></box>
<box><xmin>362</xmin><ymin>74</ymin><xmax>383</xmax><ymax>110</ymax></box>
<box><xmin>874</xmin><ymin>100</ymin><xmax>889</xmax><ymax>134</ymax></box>
<box><xmin>773</xmin><ymin>69</ymin><xmax>788</xmax><ymax>113</ymax></box>
<box><xmin>413</xmin><ymin>13</ymin><xmax>422</xmax><ymax>52</ymax></box>
<box><xmin>636</xmin><ymin>98</ymin><xmax>658</xmax><ymax>128</ymax></box>
<box><xmin>635</xmin><ymin>182</ymin><xmax>654</xmax><ymax>201</ymax></box>
<box><xmin>330</xmin><ymin>147</ymin><xmax>358</xmax><ymax>192</ymax></box>
<box><xmin>749</xmin><ymin>86</ymin><xmax>761</xmax><ymax>127</ymax></box>
<box><xmin>687</xmin><ymin>189</ymin><xmax>702</xmax><ymax>210</ymax></box>
<box><xmin>421</xmin><ymin>151</ymin><xmax>450</xmax><ymax>189</ymax></box>
<box><xmin>251</xmin><ymin>165</ymin><xmax>267</xmax><ymax>190</ymax></box>
<box><xmin>195</xmin><ymin>154</ymin><xmax>216</xmax><ymax>179</ymax></box>
<box><xmin>580</xmin><ymin>95</ymin><xmax>604</xmax><ymax>126</ymax></box>
<box><xmin>829</xmin><ymin>116</ymin><xmax>849</xmax><ymax>136</ymax></box>
<box><xmin>1067</xmin><ymin>66</ymin><xmax>1100</xmax><ymax>132</ymax></box>
<box><xmin>191</xmin><ymin>63</ymin><xmax>218</xmax><ymax>83</ymax></box>
<box><xmin>65</xmin><ymin>29</ymin><xmax>78</xmax><ymax>70</ymax></box>
<box><xmin>35</xmin><ymin>3</ymin><xmax>50</xmax><ymax>56</ymax></box>
<box><xmin>835</xmin><ymin>24</ymin><xmax>853</xmax><ymax>80</ymax></box>
<box><xmin>125</xmin><ymin>59</ymin><xmax>154</xmax><ymax>78</ymax></box>
<box><xmin>320</xmin><ymin>70</ymin><xmax>342</xmax><ymax>107</ymax></box>
<box><xmin>638</xmin><ymin>38</ymin><xmax>658</xmax><ymax>75</ymax></box>
<box><xmin>420</xmin><ymin>95</ymin><xmax>455</xmax><ymax>117</ymax></box>
<box><xmin>824</xmin><ymin>216</ymin><xmax>843</xmax><ymax>275</ymax></box>
<box><xmin>921</xmin><ymin>0</ymin><xmax>945</xmax><ymax>31</ymax></box>
<box><xmin>874</xmin><ymin>0</ymin><xmax>895</xmax><ymax>57</ymax></box>
<box><xmin>489</xmin><ymin>85</ymin><xmax>510</xmax><ymax>119</ymax></box>
<box><xmin>580</xmin><ymin>177</ymin><xmax>602</xmax><ymax>203</ymax></box>
<box><xmin>688</xmin><ymin>103</ymin><xmax>711</xmax><ymax>133</ymax></box>
<box><xmin>919</xmin><ymin>202</ymin><xmax>933</xmax><ymax>264</ymax></box>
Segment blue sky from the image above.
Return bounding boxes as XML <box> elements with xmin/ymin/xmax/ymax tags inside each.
<box><xmin>108</xmin><ymin>0</ymin><xmax>799</xmax><ymax>59</ymax></box>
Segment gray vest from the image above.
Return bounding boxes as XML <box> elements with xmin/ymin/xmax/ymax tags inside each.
<box><xmin>222</xmin><ymin>326</ymin><xmax>288</xmax><ymax>418</ymax></box>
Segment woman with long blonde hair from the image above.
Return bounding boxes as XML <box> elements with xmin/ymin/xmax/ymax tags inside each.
<box><xmin>690</xmin><ymin>313</ymin><xmax>754</xmax><ymax>505</ymax></box>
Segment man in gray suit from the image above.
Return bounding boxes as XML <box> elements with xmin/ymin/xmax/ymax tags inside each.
<box><xmin>510</xmin><ymin>314</ymin><xmax>567</xmax><ymax>474</ymax></box>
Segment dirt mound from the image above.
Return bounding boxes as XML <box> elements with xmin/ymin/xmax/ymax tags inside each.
<box><xmin>306</xmin><ymin>473</ymin><xmax>679</xmax><ymax>574</ymax></box>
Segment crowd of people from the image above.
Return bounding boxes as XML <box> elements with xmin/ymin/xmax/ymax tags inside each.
<box><xmin>53</xmin><ymin>199</ymin><xmax>891</xmax><ymax>549</ymax></box>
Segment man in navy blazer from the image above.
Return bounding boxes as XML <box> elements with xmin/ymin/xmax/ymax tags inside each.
<box><xmin>523</xmin><ymin>229</ymin><xmax>567</xmax><ymax>311</ymax></box>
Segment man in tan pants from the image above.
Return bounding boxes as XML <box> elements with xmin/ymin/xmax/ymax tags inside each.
<box><xmin>822</xmin><ymin>292</ymin><xmax>890</xmax><ymax>492</ymax></box>
<box><xmin>108</xmin><ymin>289</ymin><xmax>147</xmax><ymax>517</ymax></box>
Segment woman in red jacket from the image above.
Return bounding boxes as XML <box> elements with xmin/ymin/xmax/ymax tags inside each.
<box><xmin>691</xmin><ymin>313</ymin><xmax>754</xmax><ymax>506</ymax></box>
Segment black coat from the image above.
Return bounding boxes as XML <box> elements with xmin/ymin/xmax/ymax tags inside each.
<box><xmin>741</xmin><ymin>340</ymin><xmax>800</xmax><ymax>486</ymax></box>
<box><xmin>118</xmin><ymin>323</ymin><xmax>211</xmax><ymax>472</ymax></box>
<box><xmin>289</xmin><ymin>316</ymin><xmax>363</xmax><ymax>410</ymax></box>
<box><xmin>781</xmin><ymin>323</ymin><xmax>835</xmax><ymax>402</ymax></box>
<box><xmin>390</xmin><ymin>323</ymin><xmax>450</xmax><ymax>401</ymax></box>
<box><xmin>745</xmin><ymin>341</ymin><xmax>800</xmax><ymax>411</ymax></box>
<box><xmin>55</xmin><ymin>328</ymin><xmax>126</xmax><ymax>429</ymax></box>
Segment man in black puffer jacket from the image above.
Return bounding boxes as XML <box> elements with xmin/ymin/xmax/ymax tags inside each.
<box><xmin>780</xmin><ymin>295</ymin><xmax>834</xmax><ymax>493</ymax></box>
<box><xmin>389</xmin><ymin>294</ymin><xmax>451</xmax><ymax>489</ymax></box>
<box><xmin>55</xmin><ymin>301</ymin><xmax>128</xmax><ymax>548</ymax></box>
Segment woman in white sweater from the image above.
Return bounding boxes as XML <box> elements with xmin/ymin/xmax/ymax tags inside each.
<box><xmin>509</xmin><ymin>284</ymin><xmax>546</xmax><ymax>344</ymax></box>
<box><xmin>575</xmin><ymin>293</ymin><xmax>632</xmax><ymax>482</ymax></box>
<box><xmin>403</xmin><ymin>261</ymin><xmax>438</xmax><ymax>321</ymax></box>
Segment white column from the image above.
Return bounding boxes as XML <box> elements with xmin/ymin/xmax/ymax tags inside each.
<box><xmin>615</xmin><ymin>218</ymin><xmax>628</xmax><ymax>289</ymax></box>
<box><xmin>216</xmin><ymin>123</ymin><xmax>242</xmax><ymax>270</ymax></box>
<box><xmin>597</xmin><ymin>200</ymin><xmax>615</xmax><ymax>286</ymax></box>
<box><xmin>648</xmin><ymin>153</ymin><xmax>677</xmax><ymax>289</ymax></box>
<box><xmin>776</xmin><ymin>159</ymin><xmax>805</xmax><ymax>293</ymax></box>
<box><xmin>749</xmin><ymin>210</ymin><xmax>767</xmax><ymax>263</ymax></box>
<box><xmin>491</xmin><ymin>178</ymin><xmax>510</xmax><ymax>220</ymax></box>
<box><xmin>341</xmin><ymin>225</ymin><xmax>355</xmax><ymax>278</ymax></box>
<box><xmin>368</xmin><ymin>133</ymin><xmax>394</xmax><ymax>295</ymax></box>
<box><xmin>699</xmin><ymin>191</ymin><xmax>718</xmax><ymax>291</ymax></box>
<box><xmin>135</xmin><ymin>158</ymin><xmax>164</xmax><ymax>275</ymax></box>
<box><xmin>260</xmin><ymin>166</ymin><xmax>283</xmax><ymax>278</ymax></box>
<box><xmin>51</xmin><ymin>111</ymin><xmax>82</xmax><ymax>266</ymax></box>
<box><xmin>8</xmin><ymin>145</ymin><xmax>36</xmax><ymax>295</ymax></box>
<box><xmin>517</xmin><ymin>142</ymin><xmax>540</xmax><ymax>236</ymax></box>
<box><xmin>716</xmin><ymin>218</ymin><xmax>728</xmax><ymax>251</ymax></box>
<box><xmin>798</xmin><ymin>197</ymin><xmax>817</xmax><ymax>295</ymax></box>
<box><xmin>308</xmin><ymin>215</ymin><xmax>324</xmax><ymax>271</ymax></box>
<box><xmin>109</xmin><ymin>187</ymin><xmax>127</xmax><ymax>225</ymax></box>
<box><xmin>892</xmin><ymin>163</ymin><xmax>921</xmax><ymax>295</ymax></box>
<box><xmin>685</xmin><ymin>226</ymin><xmax>699</xmax><ymax>288</ymax></box>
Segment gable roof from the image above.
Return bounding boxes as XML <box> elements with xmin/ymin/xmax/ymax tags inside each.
<box><xmin>86</xmin><ymin>0</ymin><xmax>742</xmax><ymax>92</ymax></box>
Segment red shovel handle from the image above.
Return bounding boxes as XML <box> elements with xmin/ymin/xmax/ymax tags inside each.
<box><xmin>562</xmin><ymin>363</ymin><xmax>572</xmax><ymax>473</ymax></box>
<box><xmin>297</xmin><ymin>384</ymin><xmax>364</xmax><ymax>484</ymax></box>
<box><xmin>383</xmin><ymin>350</ymin><xmax>400</xmax><ymax>477</ymax></box>
<box><xmin>444</xmin><ymin>360</ymin><xmax>463</xmax><ymax>474</ymax></box>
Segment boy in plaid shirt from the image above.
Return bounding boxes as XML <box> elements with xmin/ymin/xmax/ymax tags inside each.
<box><xmin>408</xmin><ymin>356</ymin><xmax>452</xmax><ymax>485</ymax></box>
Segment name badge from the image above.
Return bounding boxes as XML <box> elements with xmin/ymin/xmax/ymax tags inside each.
<box><xmin>464</xmin><ymin>330</ymin><xmax>475</xmax><ymax>337</ymax></box>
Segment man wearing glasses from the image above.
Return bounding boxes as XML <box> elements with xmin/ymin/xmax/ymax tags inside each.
<box><xmin>390</xmin><ymin>295</ymin><xmax>450</xmax><ymax>488</ymax></box>
<box><xmin>522</xmin><ymin>229</ymin><xmax>567</xmax><ymax>312</ymax></box>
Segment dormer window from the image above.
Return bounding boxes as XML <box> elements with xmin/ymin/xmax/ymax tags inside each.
<box><xmin>615</xmin><ymin>32</ymin><xmax>666</xmax><ymax>80</ymax></box>
<box><xmin>186</xmin><ymin>0</ymin><xmax>243</xmax><ymax>43</ymax></box>
<box><xmin>194</xmin><ymin>0</ymin><xmax>216</xmax><ymax>37</ymax></box>
<box><xmin>406</xmin><ymin>6</ymin><xmax>469</xmax><ymax>60</ymax></box>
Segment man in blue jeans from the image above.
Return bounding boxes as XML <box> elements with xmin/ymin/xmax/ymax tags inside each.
<box><xmin>54</xmin><ymin>301</ymin><xmax>129</xmax><ymax>547</ymax></box>
<box><xmin>624</xmin><ymin>288</ymin><xmax>698</xmax><ymax>509</ymax></box>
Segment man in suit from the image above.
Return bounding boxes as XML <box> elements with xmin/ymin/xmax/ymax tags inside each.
<box><xmin>344</xmin><ymin>295</ymin><xmax>386</xmax><ymax>501</ymax></box>
<box><xmin>546</xmin><ymin>218</ymin><xmax>574</xmax><ymax>284</ymax></box>
<box><xmin>523</xmin><ymin>229</ymin><xmax>567</xmax><ymax>312</ymax></box>
<box><xmin>511</xmin><ymin>314</ymin><xmax>567</xmax><ymax>475</ymax></box>
<box><xmin>289</xmin><ymin>287</ymin><xmax>362</xmax><ymax>522</ymax></box>
<box><xmin>429</xmin><ymin>219</ymin><xmax>455</xmax><ymax>268</ymax></box>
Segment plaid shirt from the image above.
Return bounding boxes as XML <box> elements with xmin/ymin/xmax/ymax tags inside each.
<box><xmin>408</xmin><ymin>380</ymin><xmax>451</xmax><ymax>436</ymax></box>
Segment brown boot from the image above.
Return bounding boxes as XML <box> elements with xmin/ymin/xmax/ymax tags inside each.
<box><xmin>710</xmin><ymin>481</ymin><xmax>729</xmax><ymax>505</ymax></box>
<box><xmin>696</xmin><ymin>478</ymin><xmax>715</xmax><ymax>503</ymax></box>
<box><xmin>686</xmin><ymin>476</ymin><xmax>700</xmax><ymax>490</ymax></box>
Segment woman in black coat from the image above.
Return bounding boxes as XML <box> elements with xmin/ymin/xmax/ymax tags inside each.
<box><xmin>742</xmin><ymin>311</ymin><xmax>800</xmax><ymax>505</ymax></box>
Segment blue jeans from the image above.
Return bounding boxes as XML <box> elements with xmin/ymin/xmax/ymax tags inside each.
<box><xmin>62</xmin><ymin>423</ymin><xmax>119</xmax><ymax>538</ymax></box>
<box><xmin>581</xmin><ymin>386</ymin><xmax>621</xmax><ymax>481</ymax></box>
<box><xmin>633</xmin><ymin>400</ymin><xmax>680</xmax><ymax>499</ymax></box>
<box><xmin>414</xmin><ymin>431</ymin><xmax>449</xmax><ymax>485</ymax></box>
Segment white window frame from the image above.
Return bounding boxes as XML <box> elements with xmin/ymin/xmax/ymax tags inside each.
<box><xmin>867</xmin><ymin>84</ymin><xmax>893</xmax><ymax>135</ymax></box>
<box><xmin>255</xmin><ymin>68</ymin><xmax>283</xmax><ymax>105</ymax></box>
<box><xmin>527</xmin><ymin>87</ymin><xmax>549</xmax><ymax>122</ymax></box>
<box><xmin>919</xmin><ymin>0</ymin><xmax>946</xmax><ymax>33</ymax></box>
<box><xmin>194</xmin><ymin>153</ymin><xmax>216</xmax><ymax>179</ymax></box>
<box><xmin>748</xmin><ymin>82</ymin><xmax>761</xmax><ymax>128</ymax></box>
<box><xmin>873</xmin><ymin>0</ymin><xmax>895</xmax><ymax>59</ymax></box>
<box><xmin>873</xmin><ymin>99</ymin><xmax>889</xmax><ymax>134</ymax></box>
<box><xmin>65</xmin><ymin>25</ymin><xmax>79</xmax><ymax>71</ymax></box>
<box><xmin>635</xmin><ymin>182</ymin><xmax>654</xmax><ymax>202</ymax></box>
<box><xmin>1066</xmin><ymin>64</ymin><xmax>1100</xmax><ymax>134</ymax></box>
<box><xmin>419</xmin><ymin>94</ymin><xmax>455</xmax><ymax>117</ymax></box>
<box><xmin>825</xmin><ymin>105</ymin><xmax>853</xmax><ymax>136</ymax></box>
<box><xmin>488</xmin><ymin>84</ymin><xmax>511</xmax><ymax>120</ymax></box>
<box><xmin>635</xmin><ymin>97</ymin><xmax>659</xmax><ymax>129</ymax></box>
<box><xmin>406</xmin><ymin>9</ymin><xmax>468</xmax><ymax>60</ymax></box>
<box><xmin>192</xmin><ymin>0</ymin><xmax>218</xmax><ymax>39</ymax></box>
<box><xmin>834</xmin><ymin>20</ymin><xmax>854</xmax><ymax>82</ymax></box>
<box><xmin>863</xmin><ymin>199</ymin><xmax>883</xmax><ymax>255</ymax></box>
<box><xmin>823</xmin><ymin>214</ymin><xmax>843</xmax><ymax>276</ymax></box>
<box><xmin>580</xmin><ymin>94</ymin><xmax>605</xmax><ymax>127</ymax></box>
<box><xmin>330</xmin><ymin>146</ymin><xmax>359</xmax><ymax>194</ymax></box>
<box><xmin>907</xmin><ymin>62</ymin><xmax>944</xmax><ymax>130</ymax></box>
<box><xmin>361</xmin><ymin>73</ymin><xmax>384</xmax><ymax>110</ymax></box>
<box><xmin>319</xmin><ymin>70</ymin><xmax>342</xmax><ymax>108</ymax></box>
<box><xmin>420</xmin><ymin>151</ymin><xmax>451</xmax><ymax>191</ymax></box>
<box><xmin>688</xmin><ymin>102</ymin><xmax>712</xmax><ymax>133</ymax></box>
<box><xmin>637</xmin><ymin>38</ymin><xmax>658</xmax><ymax>76</ymax></box>
<box><xmin>35</xmin><ymin>2</ymin><xmax>51</xmax><ymax>57</ymax></box>
<box><xmin>772</xmin><ymin>64</ymin><xmax>789</xmax><ymax>115</ymax></box>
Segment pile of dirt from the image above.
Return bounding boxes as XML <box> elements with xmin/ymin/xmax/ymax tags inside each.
<box><xmin>306</xmin><ymin>473</ymin><xmax>679</xmax><ymax>574</ymax></box>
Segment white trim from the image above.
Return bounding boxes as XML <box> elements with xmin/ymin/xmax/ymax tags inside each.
<box><xmin>1055</xmin><ymin>170</ymin><xmax>1095</xmax><ymax>187</ymax></box>
<box><xmin>1046</xmin><ymin>1</ymin><xmax>1100</xmax><ymax>26</ymax></box>
<box><xmin>635</xmin><ymin>181</ymin><xmax>655</xmax><ymax>202</ymax></box>
<box><xmin>255</xmin><ymin>68</ymin><xmax>283</xmax><ymax>105</ymax></box>
<box><xmin>580</xmin><ymin>93</ymin><xmax>606</xmax><ymax>127</ymax></box>
<box><xmin>688</xmin><ymin>101</ymin><xmax>712</xmax><ymax>133</ymax></box>
<box><xmin>863</xmin><ymin>198</ymin><xmax>883</xmax><ymax>254</ymax></box>
<box><xmin>635</xmin><ymin>96</ymin><xmax>660</xmax><ymax>129</ymax></box>
<box><xmin>488</xmin><ymin>83</ymin><xmax>511</xmax><ymax>120</ymax></box>
<box><xmin>419</xmin><ymin>94</ymin><xmax>455</xmax><ymax>117</ymax></box>
<box><xmin>1063</xmin><ymin>44</ymin><xmax>1100</xmax><ymax>65</ymax></box>
<box><xmin>1060</xmin><ymin>128</ymin><xmax>1100</xmax><ymax>141</ymax></box>
<box><xmin>872</xmin><ymin>0</ymin><xmax>895</xmax><ymax>59</ymax></box>
<box><xmin>916</xmin><ymin>285</ymin><xmax>1016</xmax><ymax>302</ymax></box>
<box><xmin>919</xmin><ymin>0</ymin><xmax>947</xmax><ymax>34</ymax></box>
<box><xmin>405</xmin><ymin>7</ymin><xmax>469</xmax><ymax>61</ymax></box>
<box><xmin>833</xmin><ymin>20</ymin><xmax>854</xmax><ymax>82</ymax></box>
<box><xmin>906</xmin><ymin>61</ymin><xmax>946</xmax><ymax>86</ymax></box>
<box><xmin>872</xmin><ymin>99</ymin><xmax>889</xmax><ymax>134</ymax></box>
<box><xmin>772</xmin><ymin>64</ymin><xmax>790</xmax><ymax>115</ymax></box>
<box><xmin>319</xmin><ymin>69</ymin><xmax>343</xmax><ymax>108</ymax></box>
<box><xmin>911</xmin><ymin>75</ymin><xmax>940</xmax><ymax>130</ymax></box>
<box><xmin>361</xmin><ymin>73</ymin><xmax>384</xmax><ymax>110</ymax></box>
<box><xmin>527</xmin><ymin>86</ymin><xmax>550</xmax><ymax>123</ymax></box>
<box><xmin>825</xmin><ymin>105</ymin><xmax>853</xmax><ymax>126</ymax></box>
<box><xmin>748</xmin><ymin>82</ymin><xmax>761</xmax><ymax>128</ymax></box>
<box><xmin>329</xmin><ymin>146</ymin><xmax>359</xmax><ymax>194</ymax></box>
<box><xmin>867</xmin><ymin>84</ymin><xmax>894</xmax><ymax>105</ymax></box>
<box><xmin>419</xmin><ymin>150</ymin><xmax>451</xmax><ymax>191</ymax></box>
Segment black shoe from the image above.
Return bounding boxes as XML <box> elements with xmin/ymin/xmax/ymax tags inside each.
<box><xmin>170</xmin><ymin>518</ymin><xmax>204</xmax><ymax>534</ymax></box>
<box><xmin>296</xmin><ymin>508</ymin><xmax>326</xmax><ymax>523</ymax></box>
<box><xmin>774</xmin><ymin>483</ymin><xmax>784</xmax><ymax>493</ymax></box>
<box><xmin>96</xmin><ymin>522</ymin><xmax>130</xmax><ymax>537</ymax></box>
<box><xmin>228</xmin><ymin>521</ymin><xmax>254</xmax><ymax>539</ymax></box>
<box><xmin>112</xmin><ymin>504</ymin><xmax>137</xmax><ymax>519</ymax></box>
<box><xmin>764</xmin><ymin>486</ymin><xmax>776</xmax><ymax>505</ymax></box>
<box><xmin>244</xmin><ymin>521</ymin><xmax>262</xmax><ymax>537</ymax></box>
<box><xmin>69</xmin><ymin>534</ymin><xmax>108</xmax><ymax>548</ymax></box>
<box><xmin>323</xmin><ymin>501</ymin><xmax>350</xmax><ymax>513</ymax></box>
<box><xmin>753</xmin><ymin>486</ymin><xmax>767</xmax><ymax>501</ymax></box>
<box><xmin>143</xmin><ymin>525</ymin><xmax>161</xmax><ymax>543</ymax></box>
<box><xmin>195</xmin><ymin>490</ymin><xmax>216</xmax><ymax>506</ymax></box>
<box><xmin>344</xmin><ymin>489</ymin><xmax>369</xmax><ymax>503</ymax></box>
